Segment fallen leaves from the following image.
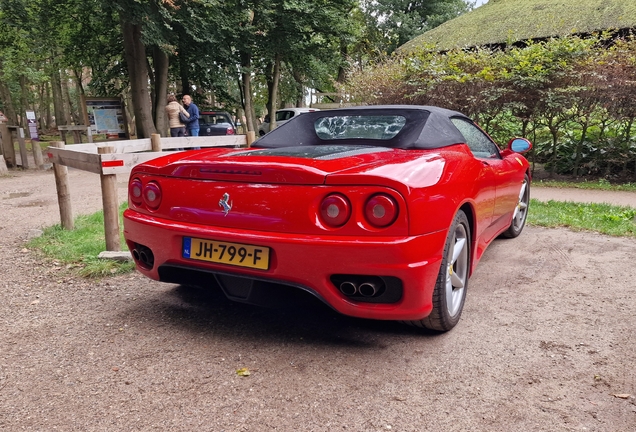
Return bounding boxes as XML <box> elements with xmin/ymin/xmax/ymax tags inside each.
<box><xmin>236</xmin><ymin>368</ymin><xmax>250</xmax><ymax>377</ymax></box>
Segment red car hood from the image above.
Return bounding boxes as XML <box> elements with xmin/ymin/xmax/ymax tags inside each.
<box><xmin>133</xmin><ymin>145</ymin><xmax>450</xmax><ymax>190</ymax></box>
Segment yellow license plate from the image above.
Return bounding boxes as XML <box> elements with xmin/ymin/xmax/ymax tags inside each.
<box><xmin>183</xmin><ymin>237</ymin><xmax>270</xmax><ymax>270</ymax></box>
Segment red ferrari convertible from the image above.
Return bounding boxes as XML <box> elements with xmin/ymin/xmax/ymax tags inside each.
<box><xmin>123</xmin><ymin>106</ymin><xmax>532</xmax><ymax>331</ymax></box>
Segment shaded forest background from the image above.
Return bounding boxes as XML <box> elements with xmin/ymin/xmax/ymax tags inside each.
<box><xmin>2</xmin><ymin>0</ymin><xmax>636</xmax><ymax>180</ymax></box>
<box><xmin>0</xmin><ymin>0</ymin><xmax>472</xmax><ymax>138</ymax></box>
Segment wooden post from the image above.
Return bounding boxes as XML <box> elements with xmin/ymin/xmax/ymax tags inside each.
<box><xmin>50</xmin><ymin>141</ymin><xmax>74</xmax><ymax>230</ymax></box>
<box><xmin>17</xmin><ymin>127</ymin><xmax>29</xmax><ymax>169</ymax></box>
<box><xmin>246</xmin><ymin>131</ymin><xmax>255</xmax><ymax>148</ymax></box>
<box><xmin>150</xmin><ymin>133</ymin><xmax>162</xmax><ymax>152</ymax></box>
<box><xmin>32</xmin><ymin>140</ymin><xmax>45</xmax><ymax>168</ymax></box>
<box><xmin>0</xmin><ymin>155</ymin><xmax>8</xmax><ymax>175</ymax></box>
<box><xmin>0</xmin><ymin>123</ymin><xmax>14</xmax><ymax>167</ymax></box>
<box><xmin>86</xmin><ymin>127</ymin><xmax>93</xmax><ymax>143</ymax></box>
<box><xmin>98</xmin><ymin>145</ymin><xmax>121</xmax><ymax>251</ymax></box>
<box><xmin>80</xmin><ymin>94</ymin><xmax>90</xmax><ymax>127</ymax></box>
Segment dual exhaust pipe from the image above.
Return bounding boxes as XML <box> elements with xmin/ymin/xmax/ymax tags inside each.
<box><xmin>131</xmin><ymin>244</ymin><xmax>155</xmax><ymax>269</ymax></box>
<box><xmin>339</xmin><ymin>279</ymin><xmax>381</xmax><ymax>297</ymax></box>
<box><xmin>331</xmin><ymin>274</ymin><xmax>402</xmax><ymax>303</ymax></box>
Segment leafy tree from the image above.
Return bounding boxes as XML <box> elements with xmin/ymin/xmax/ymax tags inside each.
<box><xmin>0</xmin><ymin>0</ymin><xmax>49</xmax><ymax>127</ymax></box>
<box><xmin>359</xmin><ymin>0</ymin><xmax>471</xmax><ymax>55</ymax></box>
<box><xmin>257</xmin><ymin>0</ymin><xmax>357</xmax><ymax>130</ymax></box>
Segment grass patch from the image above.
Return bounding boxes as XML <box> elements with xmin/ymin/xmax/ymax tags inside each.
<box><xmin>28</xmin><ymin>202</ymin><xmax>135</xmax><ymax>277</ymax></box>
<box><xmin>528</xmin><ymin>199</ymin><xmax>636</xmax><ymax>236</ymax></box>
<box><xmin>533</xmin><ymin>178</ymin><xmax>636</xmax><ymax>192</ymax></box>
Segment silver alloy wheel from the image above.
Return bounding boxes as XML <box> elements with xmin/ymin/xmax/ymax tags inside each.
<box><xmin>511</xmin><ymin>179</ymin><xmax>529</xmax><ymax>231</ymax></box>
<box><xmin>445</xmin><ymin>223</ymin><xmax>469</xmax><ymax>317</ymax></box>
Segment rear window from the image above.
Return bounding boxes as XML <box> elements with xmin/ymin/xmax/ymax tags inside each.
<box><xmin>275</xmin><ymin>111</ymin><xmax>293</xmax><ymax>122</ymax></box>
<box><xmin>201</xmin><ymin>114</ymin><xmax>232</xmax><ymax>124</ymax></box>
<box><xmin>314</xmin><ymin>115</ymin><xmax>406</xmax><ymax>140</ymax></box>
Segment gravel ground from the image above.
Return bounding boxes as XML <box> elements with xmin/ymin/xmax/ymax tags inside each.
<box><xmin>1</xmin><ymin>167</ymin><xmax>635</xmax><ymax>431</ymax></box>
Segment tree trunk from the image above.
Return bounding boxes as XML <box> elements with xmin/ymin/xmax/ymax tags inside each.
<box><xmin>72</xmin><ymin>68</ymin><xmax>85</xmax><ymax>96</ymax></box>
<box><xmin>50</xmin><ymin>65</ymin><xmax>66</xmax><ymax>128</ymax></box>
<box><xmin>266</xmin><ymin>53</ymin><xmax>282</xmax><ymax>132</ymax></box>
<box><xmin>60</xmin><ymin>70</ymin><xmax>77</xmax><ymax>124</ymax></box>
<box><xmin>19</xmin><ymin>75</ymin><xmax>30</xmax><ymax>129</ymax></box>
<box><xmin>573</xmin><ymin>121</ymin><xmax>588</xmax><ymax>177</ymax></box>
<box><xmin>0</xmin><ymin>74</ymin><xmax>18</xmax><ymax>125</ymax></box>
<box><xmin>549</xmin><ymin>125</ymin><xmax>558</xmax><ymax>177</ymax></box>
<box><xmin>72</xmin><ymin>70</ymin><xmax>85</xmax><ymax>125</ymax></box>
<box><xmin>152</xmin><ymin>46</ymin><xmax>169</xmax><ymax>136</ymax></box>
<box><xmin>120</xmin><ymin>17</ymin><xmax>157</xmax><ymax>138</ymax></box>
<box><xmin>241</xmin><ymin>52</ymin><xmax>255</xmax><ymax>132</ymax></box>
<box><xmin>265</xmin><ymin>62</ymin><xmax>273</xmax><ymax>121</ymax></box>
<box><xmin>292</xmin><ymin>69</ymin><xmax>305</xmax><ymax>107</ymax></box>
<box><xmin>236</xmin><ymin>107</ymin><xmax>245</xmax><ymax>134</ymax></box>
<box><xmin>122</xmin><ymin>88</ymin><xmax>136</xmax><ymax>137</ymax></box>
<box><xmin>38</xmin><ymin>84</ymin><xmax>46</xmax><ymax>130</ymax></box>
<box><xmin>336</xmin><ymin>40</ymin><xmax>348</xmax><ymax>84</ymax></box>
<box><xmin>179</xmin><ymin>34</ymin><xmax>191</xmax><ymax>96</ymax></box>
<box><xmin>146</xmin><ymin>56</ymin><xmax>156</xmax><ymax>121</ymax></box>
<box><xmin>44</xmin><ymin>81</ymin><xmax>52</xmax><ymax>129</ymax></box>
<box><xmin>250</xmin><ymin>104</ymin><xmax>258</xmax><ymax>135</ymax></box>
<box><xmin>521</xmin><ymin>119</ymin><xmax>530</xmax><ymax>137</ymax></box>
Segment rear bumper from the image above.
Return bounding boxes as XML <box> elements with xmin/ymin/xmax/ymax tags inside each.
<box><xmin>123</xmin><ymin>209</ymin><xmax>447</xmax><ymax>321</ymax></box>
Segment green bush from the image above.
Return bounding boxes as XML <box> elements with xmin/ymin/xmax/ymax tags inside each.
<box><xmin>346</xmin><ymin>35</ymin><xmax>636</xmax><ymax>181</ymax></box>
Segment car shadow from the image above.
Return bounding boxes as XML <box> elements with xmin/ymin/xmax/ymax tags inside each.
<box><xmin>119</xmin><ymin>281</ymin><xmax>441</xmax><ymax>348</ymax></box>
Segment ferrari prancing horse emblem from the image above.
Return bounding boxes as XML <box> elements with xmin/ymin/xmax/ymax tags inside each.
<box><xmin>219</xmin><ymin>193</ymin><xmax>232</xmax><ymax>216</ymax></box>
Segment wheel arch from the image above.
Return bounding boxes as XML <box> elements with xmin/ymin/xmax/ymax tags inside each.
<box><xmin>458</xmin><ymin>202</ymin><xmax>476</xmax><ymax>276</ymax></box>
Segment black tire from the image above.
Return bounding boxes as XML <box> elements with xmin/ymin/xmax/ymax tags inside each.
<box><xmin>405</xmin><ymin>210</ymin><xmax>471</xmax><ymax>332</ymax></box>
<box><xmin>501</xmin><ymin>174</ymin><xmax>530</xmax><ymax>239</ymax></box>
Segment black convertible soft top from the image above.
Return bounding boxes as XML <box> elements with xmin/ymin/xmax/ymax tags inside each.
<box><xmin>253</xmin><ymin>105</ymin><xmax>470</xmax><ymax>150</ymax></box>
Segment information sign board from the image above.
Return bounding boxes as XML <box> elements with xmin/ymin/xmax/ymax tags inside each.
<box><xmin>83</xmin><ymin>97</ymin><xmax>129</xmax><ymax>139</ymax></box>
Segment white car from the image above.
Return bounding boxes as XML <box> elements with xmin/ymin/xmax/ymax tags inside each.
<box><xmin>258</xmin><ymin>107</ymin><xmax>319</xmax><ymax>136</ymax></box>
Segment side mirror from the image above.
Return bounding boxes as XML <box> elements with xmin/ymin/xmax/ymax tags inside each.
<box><xmin>507</xmin><ymin>137</ymin><xmax>532</xmax><ymax>154</ymax></box>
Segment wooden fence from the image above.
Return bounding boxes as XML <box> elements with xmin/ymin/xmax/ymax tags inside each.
<box><xmin>47</xmin><ymin>132</ymin><xmax>255</xmax><ymax>252</ymax></box>
<box><xmin>0</xmin><ymin>123</ymin><xmax>45</xmax><ymax>169</ymax></box>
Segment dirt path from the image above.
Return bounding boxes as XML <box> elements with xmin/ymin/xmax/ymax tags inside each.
<box><xmin>532</xmin><ymin>187</ymin><xmax>636</xmax><ymax>208</ymax></box>
<box><xmin>1</xmin><ymin>168</ymin><xmax>635</xmax><ymax>431</ymax></box>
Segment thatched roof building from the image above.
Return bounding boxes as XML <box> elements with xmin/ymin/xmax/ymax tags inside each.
<box><xmin>400</xmin><ymin>0</ymin><xmax>636</xmax><ymax>52</ymax></box>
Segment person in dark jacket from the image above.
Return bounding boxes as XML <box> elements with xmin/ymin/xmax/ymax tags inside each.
<box><xmin>182</xmin><ymin>94</ymin><xmax>200</xmax><ymax>149</ymax></box>
<box><xmin>182</xmin><ymin>95</ymin><xmax>200</xmax><ymax>136</ymax></box>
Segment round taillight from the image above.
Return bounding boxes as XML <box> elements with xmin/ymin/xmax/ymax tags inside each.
<box><xmin>320</xmin><ymin>194</ymin><xmax>351</xmax><ymax>227</ymax></box>
<box><xmin>227</xmin><ymin>127</ymin><xmax>235</xmax><ymax>135</ymax></box>
<box><xmin>129</xmin><ymin>178</ymin><xmax>143</xmax><ymax>205</ymax></box>
<box><xmin>143</xmin><ymin>182</ymin><xmax>162</xmax><ymax>210</ymax></box>
<box><xmin>365</xmin><ymin>194</ymin><xmax>398</xmax><ymax>228</ymax></box>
